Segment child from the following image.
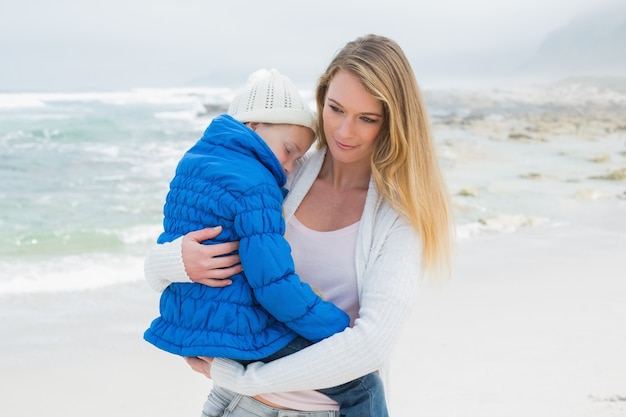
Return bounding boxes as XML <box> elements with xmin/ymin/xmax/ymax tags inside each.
<box><xmin>144</xmin><ymin>68</ymin><xmax>388</xmax><ymax>417</ymax></box>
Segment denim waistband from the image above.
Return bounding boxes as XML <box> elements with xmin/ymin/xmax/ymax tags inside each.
<box><xmin>227</xmin><ymin>394</ymin><xmax>340</xmax><ymax>417</ymax></box>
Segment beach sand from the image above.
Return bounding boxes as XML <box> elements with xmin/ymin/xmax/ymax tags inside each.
<box><xmin>1</xmin><ymin>206</ymin><xmax>624</xmax><ymax>417</ymax></box>
<box><xmin>0</xmin><ymin>279</ymin><xmax>213</xmax><ymax>416</ymax></box>
<box><xmin>392</xmin><ymin>209</ymin><xmax>626</xmax><ymax>417</ymax></box>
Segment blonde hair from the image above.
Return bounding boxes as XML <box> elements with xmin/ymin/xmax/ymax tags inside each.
<box><xmin>315</xmin><ymin>34</ymin><xmax>453</xmax><ymax>277</ymax></box>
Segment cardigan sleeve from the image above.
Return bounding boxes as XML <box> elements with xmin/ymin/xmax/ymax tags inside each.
<box><xmin>144</xmin><ymin>237</ymin><xmax>191</xmax><ymax>292</ymax></box>
<box><xmin>210</xmin><ymin>214</ymin><xmax>422</xmax><ymax>395</ymax></box>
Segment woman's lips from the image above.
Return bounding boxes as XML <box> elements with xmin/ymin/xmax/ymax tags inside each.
<box><xmin>335</xmin><ymin>140</ymin><xmax>355</xmax><ymax>150</ymax></box>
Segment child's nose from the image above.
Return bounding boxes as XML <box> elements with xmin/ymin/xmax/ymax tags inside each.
<box><xmin>283</xmin><ymin>160</ymin><xmax>293</xmax><ymax>174</ymax></box>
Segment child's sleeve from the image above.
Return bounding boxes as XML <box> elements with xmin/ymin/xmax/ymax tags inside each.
<box><xmin>232</xmin><ymin>186</ymin><xmax>350</xmax><ymax>342</ymax></box>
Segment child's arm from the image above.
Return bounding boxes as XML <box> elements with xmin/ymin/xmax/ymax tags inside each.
<box><xmin>232</xmin><ymin>186</ymin><xmax>350</xmax><ymax>342</ymax></box>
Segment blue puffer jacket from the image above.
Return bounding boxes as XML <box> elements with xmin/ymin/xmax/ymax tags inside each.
<box><xmin>144</xmin><ymin>114</ymin><xmax>350</xmax><ymax>360</ymax></box>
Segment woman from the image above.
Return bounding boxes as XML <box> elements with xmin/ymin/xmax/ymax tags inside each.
<box><xmin>145</xmin><ymin>34</ymin><xmax>453</xmax><ymax>416</ymax></box>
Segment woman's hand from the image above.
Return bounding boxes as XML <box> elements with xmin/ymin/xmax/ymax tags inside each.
<box><xmin>182</xmin><ymin>226</ymin><xmax>242</xmax><ymax>287</ymax></box>
<box><xmin>184</xmin><ymin>356</ymin><xmax>214</xmax><ymax>379</ymax></box>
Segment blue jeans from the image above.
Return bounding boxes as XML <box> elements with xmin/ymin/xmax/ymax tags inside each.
<box><xmin>202</xmin><ymin>389</ymin><xmax>340</xmax><ymax>417</ymax></box>
<box><xmin>204</xmin><ymin>336</ymin><xmax>388</xmax><ymax>417</ymax></box>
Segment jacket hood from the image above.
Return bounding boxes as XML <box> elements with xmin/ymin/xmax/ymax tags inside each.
<box><xmin>201</xmin><ymin>114</ymin><xmax>286</xmax><ymax>187</ymax></box>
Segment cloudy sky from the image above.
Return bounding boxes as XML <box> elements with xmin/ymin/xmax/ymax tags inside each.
<box><xmin>0</xmin><ymin>0</ymin><xmax>619</xmax><ymax>91</ymax></box>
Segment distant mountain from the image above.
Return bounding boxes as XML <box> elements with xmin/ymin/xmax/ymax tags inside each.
<box><xmin>516</xmin><ymin>3</ymin><xmax>626</xmax><ymax>79</ymax></box>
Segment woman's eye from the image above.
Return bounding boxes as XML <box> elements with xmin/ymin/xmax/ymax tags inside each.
<box><xmin>329</xmin><ymin>105</ymin><xmax>341</xmax><ymax>113</ymax></box>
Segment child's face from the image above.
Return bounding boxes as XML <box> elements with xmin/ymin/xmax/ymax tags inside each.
<box><xmin>250</xmin><ymin>123</ymin><xmax>315</xmax><ymax>175</ymax></box>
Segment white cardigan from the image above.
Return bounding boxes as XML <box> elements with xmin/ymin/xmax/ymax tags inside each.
<box><xmin>144</xmin><ymin>148</ymin><xmax>422</xmax><ymax>399</ymax></box>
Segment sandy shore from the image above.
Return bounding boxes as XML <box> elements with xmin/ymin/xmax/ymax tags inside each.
<box><xmin>0</xmin><ymin>280</ymin><xmax>213</xmax><ymax>416</ymax></box>
<box><xmin>392</xmin><ymin>217</ymin><xmax>626</xmax><ymax>417</ymax></box>
<box><xmin>1</xmin><ymin>208</ymin><xmax>624</xmax><ymax>417</ymax></box>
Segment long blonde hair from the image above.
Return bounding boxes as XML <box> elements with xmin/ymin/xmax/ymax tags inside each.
<box><xmin>315</xmin><ymin>34</ymin><xmax>453</xmax><ymax>277</ymax></box>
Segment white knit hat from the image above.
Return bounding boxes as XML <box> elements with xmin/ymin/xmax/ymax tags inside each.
<box><xmin>228</xmin><ymin>68</ymin><xmax>316</xmax><ymax>134</ymax></box>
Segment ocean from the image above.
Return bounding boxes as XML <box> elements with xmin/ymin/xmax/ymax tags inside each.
<box><xmin>1</xmin><ymin>80</ymin><xmax>625</xmax><ymax>295</ymax></box>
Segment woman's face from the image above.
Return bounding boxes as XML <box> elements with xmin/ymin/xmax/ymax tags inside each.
<box><xmin>322</xmin><ymin>70</ymin><xmax>384</xmax><ymax>165</ymax></box>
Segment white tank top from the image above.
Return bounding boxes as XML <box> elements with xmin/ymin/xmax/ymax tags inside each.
<box><xmin>258</xmin><ymin>215</ymin><xmax>360</xmax><ymax>410</ymax></box>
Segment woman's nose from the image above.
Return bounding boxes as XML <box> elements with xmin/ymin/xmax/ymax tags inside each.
<box><xmin>338</xmin><ymin>117</ymin><xmax>355</xmax><ymax>138</ymax></box>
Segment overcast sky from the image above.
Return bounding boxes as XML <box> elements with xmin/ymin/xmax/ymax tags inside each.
<box><xmin>0</xmin><ymin>0</ymin><xmax>619</xmax><ymax>92</ymax></box>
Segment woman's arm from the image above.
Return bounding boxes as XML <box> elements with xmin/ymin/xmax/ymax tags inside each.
<box><xmin>144</xmin><ymin>226</ymin><xmax>242</xmax><ymax>292</ymax></box>
<box><xmin>208</xmin><ymin>218</ymin><xmax>422</xmax><ymax>395</ymax></box>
